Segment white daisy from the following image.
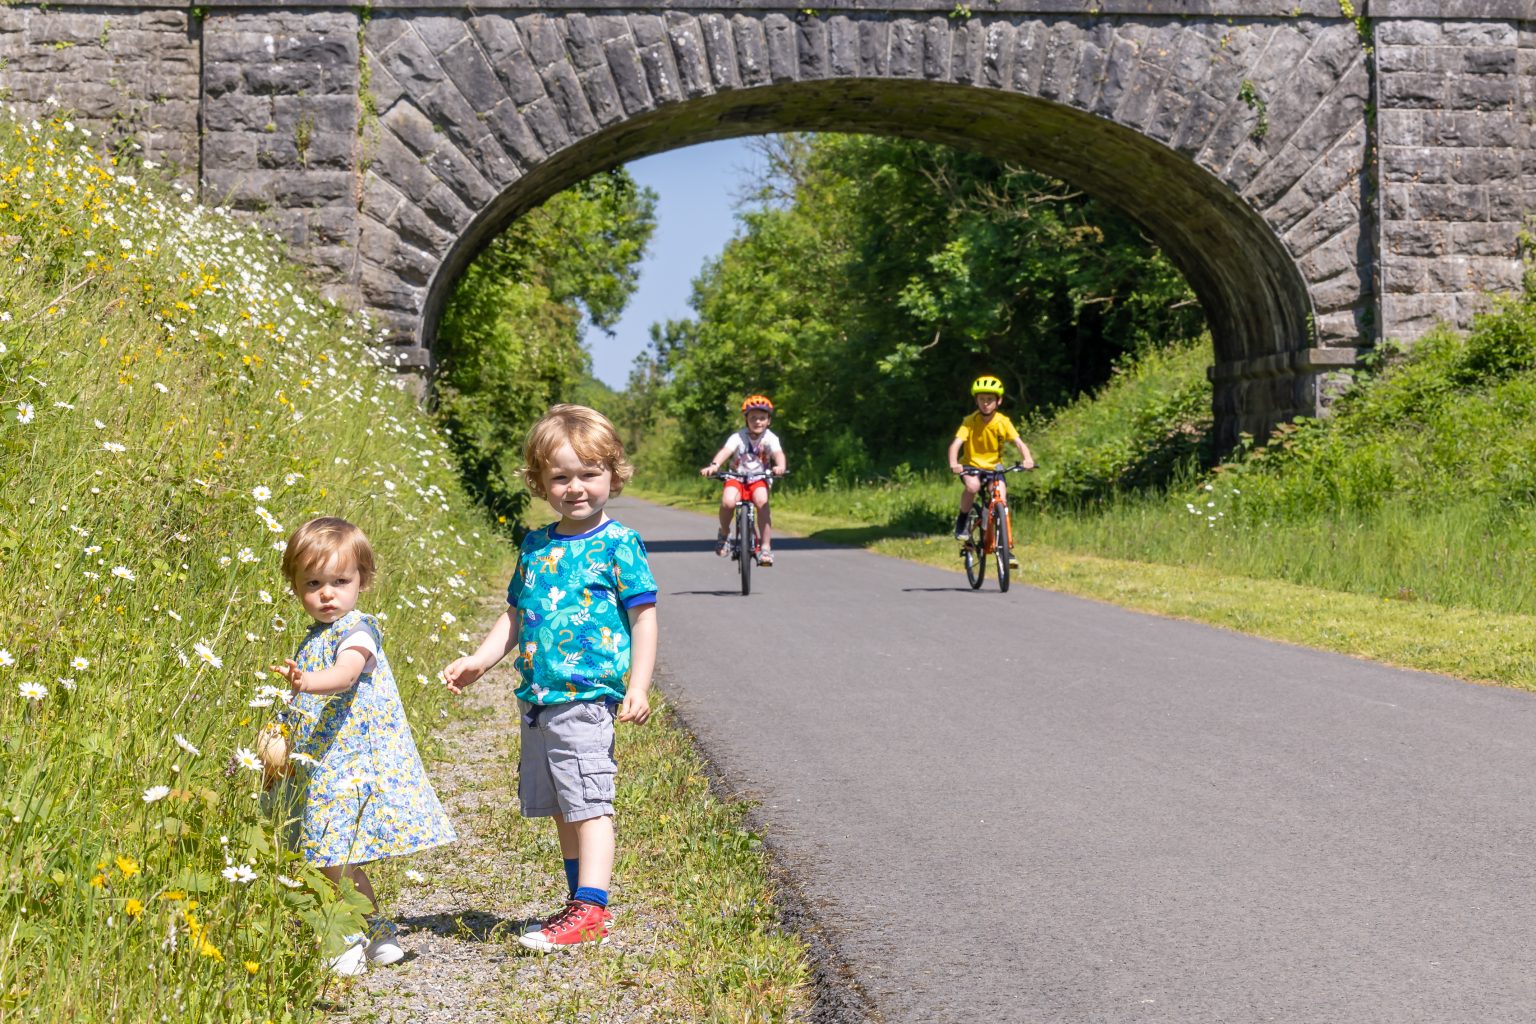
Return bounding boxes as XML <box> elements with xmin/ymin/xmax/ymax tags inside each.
<box><xmin>235</xmin><ymin>747</ymin><xmax>261</xmax><ymax>771</ymax></box>
<box><xmin>236</xmin><ymin>548</ymin><xmax>256</xmax><ymax>563</ymax></box>
<box><xmin>404</xmin><ymin>870</ymin><xmax>425</xmax><ymax>883</ymax></box>
<box><xmin>173</xmin><ymin>734</ymin><xmax>200</xmax><ymax>756</ymax></box>
<box><xmin>251</xmin><ymin>485</ymin><xmax>271</xmax><ymax>501</ymax></box>
<box><xmin>70</xmin><ymin>656</ymin><xmax>89</xmax><ymax>671</ymax></box>
<box><xmin>257</xmin><ymin>590</ymin><xmax>273</xmax><ymax>604</ymax></box>
<box><xmin>110</xmin><ymin>565</ymin><xmax>135</xmax><ymax>582</ymax></box>
<box><xmin>440</xmin><ymin>611</ymin><xmax>456</xmax><ymax>626</ymax></box>
<box><xmin>221</xmin><ymin>864</ymin><xmax>257</xmax><ymax>884</ymax></box>
<box><xmin>18</xmin><ymin>681</ymin><xmax>46</xmax><ymax>701</ymax></box>
<box><xmin>276</xmin><ymin>875</ymin><xmax>303</xmax><ymax>889</ymax></box>
<box><xmin>142</xmin><ymin>785</ymin><xmax>171</xmax><ymax>803</ymax></box>
<box><xmin>101</xmin><ymin>441</ymin><xmax>126</xmax><ymax>453</ymax></box>
<box><xmin>0</xmin><ymin>650</ymin><xmax>13</xmax><ymax>668</ymax></box>
<box><xmin>192</xmin><ymin>642</ymin><xmax>222</xmax><ymax>669</ymax></box>
<box><xmin>153</xmin><ymin>382</ymin><xmax>169</xmax><ymax>394</ymax></box>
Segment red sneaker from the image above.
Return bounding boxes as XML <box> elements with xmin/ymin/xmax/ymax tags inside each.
<box><xmin>517</xmin><ymin>900</ymin><xmax>612</xmax><ymax>952</ymax></box>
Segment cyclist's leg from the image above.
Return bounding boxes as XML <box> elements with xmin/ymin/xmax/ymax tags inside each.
<box><xmin>751</xmin><ymin>483</ymin><xmax>773</xmax><ymax>560</ymax></box>
<box><xmin>718</xmin><ymin>483</ymin><xmax>742</xmax><ymax>554</ymax></box>
<box><xmin>996</xmin><ymin>480</ymin><xmax>1015</xmax><ymax>548</ymax></box>
<box><xmin>956</xmin><ymin>473</ymin><xmax>981</xmax><ymax>537</ymax></box>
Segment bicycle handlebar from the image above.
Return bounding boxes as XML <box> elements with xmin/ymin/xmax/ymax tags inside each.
<box><xmin>714</xmin><ymin>470</ymin><xmax>788</xmax><ymax>482</ymax></box>
<box><xmin>959</xmin><ymin>464</ymin><xmax>1033</xmax><ymax>478</ymax></box>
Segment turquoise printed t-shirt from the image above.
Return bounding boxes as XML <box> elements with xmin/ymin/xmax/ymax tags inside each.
<box><xmin>507</xmin><ymin>518</ymin><xmax>658</xmax><ymax>705</ymax></box>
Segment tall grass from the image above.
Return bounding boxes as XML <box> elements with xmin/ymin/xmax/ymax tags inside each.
<box><xmin>0</xmin><ymin>113</ymin><xmax>502</xmax><ymax>1020</ymax></box>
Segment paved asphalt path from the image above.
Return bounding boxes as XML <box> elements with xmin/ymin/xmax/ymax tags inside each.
<box><xmin>612</xmin><ymin>497</ymin><xmax>1536</xmax><ymax>1023</ymax></box>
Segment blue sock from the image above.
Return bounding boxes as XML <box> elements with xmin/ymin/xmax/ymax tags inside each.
<box><xmin>563</xmin><ymin>858</ymin><xmax>580</xmax><ymax>898</ymax></box>
<box><xmin>573</xmin><ymin>886</ymin><xmax>608</xmax><ymax>908</ymax></box>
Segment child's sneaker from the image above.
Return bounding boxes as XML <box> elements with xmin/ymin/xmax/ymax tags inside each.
<box><xmin>365</xmin><ymin>918</ymin><xmax>405</xmax><ymax>966</ymax></box>
<box><xmin>517</xmin><ymin>899</ymin><xmax>612</xmax><ymax>952</ymax></box>
<box><xmin>714</xmin><ymin>532</ymin><xmax>729</xmax><ymax>557</ymax></box>
<box><xmin>758</xmin><ymin>548</ymin><xmax>774</xmax><ymax>567</ymax></box>
<box><xmin>327</xmin><ymin>934</ymin><xmax>368</xmax><ymax>976</ymax></box>
<box><xmin>1008</xmin><ymin>555</ymin><xmax>1019</xmax><ymax>571</ymax></box>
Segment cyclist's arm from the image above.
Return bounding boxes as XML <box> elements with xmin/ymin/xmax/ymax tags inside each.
<box><xmin>700</xmin><ymin>443</ymin><xmax>735</xmax><ymax>476</ymax></box>
<box><xmin>771</xmin><ymin>447</ymin><xmax>787</xmax><ymax>477</ymax></box>
<box><xmin>947</xmin><ymin>436</ymin><xmax>965</xmax><ymax>473</ymax></box>
<box><xmin>1013</xmin><ymin>437</ymin><xmax>1035</xmax><ymax>469</ymax></box>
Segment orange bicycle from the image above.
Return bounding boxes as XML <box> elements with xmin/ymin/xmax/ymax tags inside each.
<box><xmin>960</xmin><ymin>464</ymin><xmax>1030</xmax><ymax>592</ymax></box>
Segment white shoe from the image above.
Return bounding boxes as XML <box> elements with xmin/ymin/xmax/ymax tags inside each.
<box><xmin>365</xmin><ymin>920</ymin><xmax>405</xmax><ymax>965</ymax></box>
<box><xmin>328</xmin><ymin>936</ymin><xmax>368</xmax><ymax>976</ymax></box>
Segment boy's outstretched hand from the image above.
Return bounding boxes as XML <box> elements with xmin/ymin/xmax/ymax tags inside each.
<box><xmin>441</xmin><ymin>656</ymin><xmax>487</xmax><ymax>695</ymax></box>
<box><xmin>617</xmin><ymin>689</ymin><xmax>651</xmax><ymax>725</ymax></box>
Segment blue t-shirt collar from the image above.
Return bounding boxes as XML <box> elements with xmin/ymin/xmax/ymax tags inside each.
<box><xmin>548</xmin><ymin>518</ymin><xmax>615</xmax><ymax>542</ymax></box>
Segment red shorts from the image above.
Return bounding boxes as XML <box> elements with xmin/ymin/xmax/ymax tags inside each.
<box><xmin>723</xmin><ymin>477</ymin><xmax>769</xmax><ymax>501</ymax></box>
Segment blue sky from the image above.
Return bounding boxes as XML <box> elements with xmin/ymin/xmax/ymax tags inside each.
<box><xmin>586</xmin><ymin>138</ymin><xmax>763</xmax><ymax>389</ymax></box>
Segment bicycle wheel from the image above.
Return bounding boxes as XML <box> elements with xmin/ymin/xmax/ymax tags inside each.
<box><xmin>962</xmin><ymin>507</ymin><xmax>985</xmax><ymax>589</ymax></box>
<box><xmin>994</xmin><ymin>502</ymin><xmax>1011</xmax><ymax>593</ymax></box>
<box><xmin>738</xmin><ymin>503</ymin><xmax>754</xmax><ymax>596</ymax></box>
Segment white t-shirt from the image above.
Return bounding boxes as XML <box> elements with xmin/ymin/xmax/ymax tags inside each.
<box><xmin>722</xmin><ymin>427</ymin><xmax>782</xmax><ymax>479</ymax></box>
<box><xmin>337</xmin><ymin>622</ymin><xmax>378</xmax><ymax>674</ymax></box>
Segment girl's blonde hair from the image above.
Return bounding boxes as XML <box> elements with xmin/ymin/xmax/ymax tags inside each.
<box><xmin>522</xmin><ymin>404</ymin><xmax>634</xmax><ymax>499</ymax></box>
<box><xmin>281</xmin><ymin>517</ymin><xmax>377</xmax><ymax>589</ymax></box>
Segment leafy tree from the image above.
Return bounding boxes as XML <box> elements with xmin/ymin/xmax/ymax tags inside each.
<box><xmin>433</xmin><ymin>170</ymin><xmax>656</xmax><ymax>527</ymax></box>
<box><xmin>634</xmin><ymin>134</ymin><xmax>1205</xmax><ymax>481</ymax></box>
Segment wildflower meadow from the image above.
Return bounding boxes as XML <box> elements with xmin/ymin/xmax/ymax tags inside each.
<box><xmin>0</xmin><ymin>111</ymin><xmax>507</xmax><ymax>1020</ymax></box>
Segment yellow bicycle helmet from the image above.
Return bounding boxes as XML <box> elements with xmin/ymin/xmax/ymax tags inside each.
<box><xmin>970</xmin><ymin>375</ymin><xmax>1005</xmax><ymax>397</ymax></box>
<box><xmin>741</xmin><ymin>394</ymin><xmax>775</xmax><ymax>414</ymax></box>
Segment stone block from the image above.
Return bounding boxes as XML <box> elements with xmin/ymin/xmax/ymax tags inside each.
<box><xmin>920</xmin><ymin>16</ymin><xmax>949</xmax><ymax>82</ymax></box>
<box><xmin>765</xmin><ymin>13</ymin><xmax>798</xmax><ymax>83</ymax></box>
<box><xmin>858</xmin><ymin>18</ymin><xmax>890</xmax><ymax>78</ymax></box>
<box><xmin>1410</xmin><ymin>183</ymin><xmax>1489</xmax><ymax>221</ymax></box>
<box><xmin>360</xmin><ymin>262</ymin><xmax>425</xmax><ymax>315</ymax></box>
<box><xmin>375</xmin><ymin>28</ymin><xmax>446</xmax><ymax>99</ymax></box>
<box><xmin>482</xmin><ymin>100</ymin><xmax>547</xmax><ymax>168</ymax></box>
<box><xmin>698</xmin><ymin>13</ymin><xmax>740</xmax><ymax>89</ymax></box>
<box><xmin>1387</xmin><ymin>222</ymin><xmax>1449</xmax><ymax>257</ymax></box>
<box><xmin>628</xmin><ymin>13</ymin><xmax>667</xmax><ymax>51</ymax></box>
<box><xmin>470</xmin><ymin>18</ymin><xmax>545</xmax><ymax>107</ymax></box>
<box><xmin>1374</xmin><ymin>20</ymin><xmax>1442</xmax><ymax>47</ymax></box>
<box><xmin>1379</xmin><ymin>71</ymin><xmax>1445</xmax><ymax>108</ymax></box>
<box><xmin>980</xmin><ymin>21</ymin><xmax>1014</xmax><ymax>90</ymax></box>
<box><xmin>636</xmin><ymin>42</ymin><xmax>683</xmax><ymax>104</ymax></box>
<box><xmin>1450</xmin><ymin>221</ymin><xmax>1519</xmax><ymax>257</ymax></box>
<box><xmin>204</xmin><ymin>94</ymin><xmax>275</xmax><ymax>134</ymax></box>
<box><xmin>1008</xmin><ymin>20</ymin><xmax>1048</xmax><ymax>97</ymax></box>
<box><xmin>562</xmin><ymin>14</ymin><xmax>608</xmax><ymax>71</ymax></box>
<box><xmin>580</xmin><ymin>65</ymin><xmax>625</xmax><ymax>128</ymax></box>
<box><xmin>1037</xmin><ymin>19</ymin><xmax>1085</xmax><ymax>101</ymax></box>
<box><xmin>435</xmin><ymin>36</ymin><xmax>506</xmax><ymax>116</ymax></box>
<box><xmin>664</xmin><ymin>14</ymin><xmax>712</xmax><ymax>98</ymax></box>
<box><xmin>540</xmin><ymin>61</ymin><xmax>600</xmax><ymax>137</ymax></box>
<box><xmin>888</xmin><ymin>18</ymin><xmax>920</xmax><ymax>79</ymax></box>
<box><xmin>515</xmin><ymin>14</ymin><xmax>565</xmax><ymax>68</ymax></box>
<box><xmin>273</xmin><ymin>171</ymin><xmax>353</xmax><ymax>210</ymax></box>
<box><xmin>733</xmin><ymin>15</ymin><xmax>771</xmax><ymax>87</ymax></box>
<box><xmin>1452</xmin><ymin>74</ymin><xmax>1517</xmax><ymax>111</ymax></box>
<box><xmin>828</xmin><ymin>16</ymin><xmax>859</xmax><ymax>79</ymax></box>
<box><xmin>603</xmin><ymin>35</ymin><xmax>653</xmax><ymax>114</ymax></box>
<box><xmin>1381</xmin><ymin>255</ymin><xmax>1431</xmax><ymax>293</ymax></box>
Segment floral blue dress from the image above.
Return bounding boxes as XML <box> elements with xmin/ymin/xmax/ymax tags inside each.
<box><xmin>284</xmin><ymin>610</ymin><xmax>456</xmax><ymax>866</ymax></box>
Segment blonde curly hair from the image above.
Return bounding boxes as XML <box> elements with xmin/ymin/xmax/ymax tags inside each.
<box><xmin>521</xmin><ymin>404</ymin><xmax>634</xmax><ymax>500</ymax></box>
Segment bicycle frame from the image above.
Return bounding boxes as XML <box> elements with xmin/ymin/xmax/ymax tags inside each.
<box><xmin>963</xmin><ymin>469</ymin><xmax>1016</xmax><ymax>554</ymax></box>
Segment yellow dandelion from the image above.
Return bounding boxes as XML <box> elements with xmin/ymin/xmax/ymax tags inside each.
<box><xmin>159</xmin><ymin>890</ymin><xmax>185</xmax><ymax>901</ymax></box>
<box><xmin>115</xmin><ymin>855</ymin><xmax>139</xmax><ymax>878</ymax></box>
<box><xmin>88</xmin><ymin>873</ymin><xmax>106</xmax><ymax>889</ymax></box>
<box><xmin>124</xmin><ymin>898</ymin><xmax>144</xmax><ymax>917</ymax></box>
<box><xmin>243</xmin><ymin>961</ymin><xmax>259</xmax><ymax>975</ymax></box>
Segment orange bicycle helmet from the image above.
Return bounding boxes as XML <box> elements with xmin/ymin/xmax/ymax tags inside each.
<box><xmin>970</xmin><ymin>375</ymin><xmax>1005</xmax><ymax>397</ymax></box>
<box><xmin>741</xmin><ymin>394</ymin><xmax>775</xmax><ymax>414</ymax></box>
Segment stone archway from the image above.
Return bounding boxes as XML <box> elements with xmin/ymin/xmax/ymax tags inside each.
<box><xmin>357</xmin><ymin>10</ymin><xmax>1371</xmax><ymax>445</ymax></box>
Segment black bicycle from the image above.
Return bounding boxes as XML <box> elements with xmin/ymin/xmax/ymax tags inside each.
<box><xmin>959</xmin><ymin>464</ymin><xmax>1032</xmax><ymax>593</ymax></box>
<box><xmin>715</xmin><ymin>470</ymin><xmax>781</xmax><ymax>596</ymax></box>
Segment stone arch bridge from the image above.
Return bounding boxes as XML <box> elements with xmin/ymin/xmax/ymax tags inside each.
<box><xmin>2</xmin><ymin>1</ymin><xmax>1532</xmax><ymax>443</ymax></box>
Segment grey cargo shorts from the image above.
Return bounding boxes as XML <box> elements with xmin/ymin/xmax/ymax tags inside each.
<box><xmin>517</xmin><ymin>698</ymin><xmax>618</xmax><ymax>822</ymax></box>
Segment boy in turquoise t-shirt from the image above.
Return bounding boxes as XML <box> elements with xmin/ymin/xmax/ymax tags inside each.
<box><xmin>443</xmin><ymin>404</ymin><xmax>658</xmax><ymax>951</ymax></box>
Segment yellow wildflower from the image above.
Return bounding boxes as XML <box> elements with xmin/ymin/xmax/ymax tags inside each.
<box><xmin>124</xmin><ymin>899</ymin><xmax>144</xmax><ymax>917</ymax></box>
<box><xmin>115</xmin><ymin>855</ymin><xmax>139</xmax><ymax>878</ymax></box>
<box><xmin>243</xmin><ymin>961</ymin><xmax>259</xmax><ymax>975</ymax></box>
<box><xmin>88</xmin><ymin>873</ymin><xmax>106</xmax><ymax>889</ymax></box>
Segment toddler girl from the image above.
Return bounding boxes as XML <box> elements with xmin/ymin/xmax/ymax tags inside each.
<box><xmin>273</xmin><ymin>517</ymin><xmax>457</xmax><ymax>975</ymax></box>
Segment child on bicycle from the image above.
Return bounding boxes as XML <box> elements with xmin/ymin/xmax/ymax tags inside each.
<box><xmin>948</xmin><ymin>375</ymin><xmax>1035</xmax><ymax>564</ymax></box>
<box><xmin>699</xmin><ymin>394</ymin><xmax>787</xmax><ymax>566</ymax></box>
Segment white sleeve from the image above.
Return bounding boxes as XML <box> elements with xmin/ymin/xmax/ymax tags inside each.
<box><xmin>721</xmin><ymin>432</ymin><xmax>743</xmax><ymax>455</ymax></box>
<box><xmin>764</xmin><ymin>428</ymin><xmax>783</xmax><ymax>454</ymax></box>
<box><xmin>337</xmin><ymin>624</ymin><xmax>378</xmax><ymax>674</ymax></box>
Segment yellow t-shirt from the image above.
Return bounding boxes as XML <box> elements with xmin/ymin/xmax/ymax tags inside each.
<box><xmin>955</xmin><ymin>411</ymin><xmax>1020</xmax><ymax>470</ymax></box>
